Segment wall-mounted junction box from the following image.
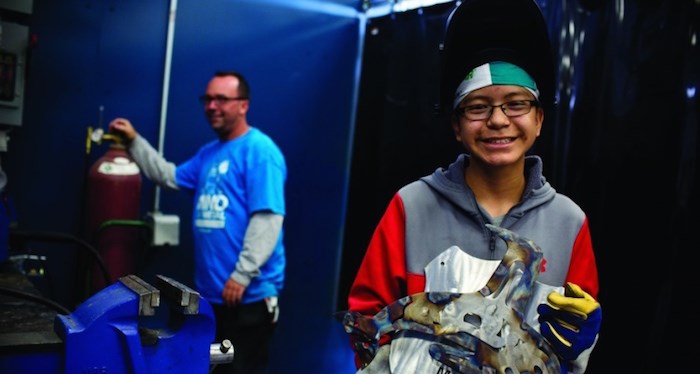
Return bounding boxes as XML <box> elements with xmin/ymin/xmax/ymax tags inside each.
<box><xmin>146</xmin><ymin>212</ymin><xmax>180</xmax><ymax>246</ymax></box>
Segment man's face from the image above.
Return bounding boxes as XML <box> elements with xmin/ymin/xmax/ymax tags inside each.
<box><xmin>202</xmin><ymin>76</ymin><xmax>249</xmax><ymax>139</ymax></box>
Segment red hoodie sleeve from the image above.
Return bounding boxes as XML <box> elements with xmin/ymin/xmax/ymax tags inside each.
<box><xmin>346</xmin><ymin>194</ymin><xmax>410</xmax><ymax>368</ymax></box>
<box><xmin>564</xmin><ymin>217</ymin><xmax>599</xmax><ymax>300</ymax></box>
<box><xmin>348</xmin><ymin>193</ymin><xmax>408</xmax><ymax>316</ymax></box>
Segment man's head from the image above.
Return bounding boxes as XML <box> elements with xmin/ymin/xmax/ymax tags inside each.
<box><xmin>200</xmin><ymin>71</ymin><xmax>251</xmax><ymax>140</ymax></box>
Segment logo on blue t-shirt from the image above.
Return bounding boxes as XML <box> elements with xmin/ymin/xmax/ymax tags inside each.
<box><xmin>195</xmin><ymin>160</ymin><xmax>229</xmax><ymax>229</ymax></box>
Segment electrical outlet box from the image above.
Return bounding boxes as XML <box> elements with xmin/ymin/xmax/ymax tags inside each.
<box><xmin>147</xmin><ymin>212</ymin><xmax>180</xmax><ymax>246</ymax></box>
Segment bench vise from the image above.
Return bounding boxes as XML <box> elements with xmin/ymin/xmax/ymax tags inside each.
<box><xmin>54</xmin><ymin>274</ymin><xmax>233</xmax><ymax>373</ymax></box>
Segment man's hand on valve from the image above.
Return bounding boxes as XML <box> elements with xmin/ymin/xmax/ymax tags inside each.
<box><xmin>538</xmin><ymin>282</ymin><xmax>602</xmax><ymax>362</ymax></box>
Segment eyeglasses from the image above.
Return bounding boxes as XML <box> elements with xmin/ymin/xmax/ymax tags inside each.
<box><xmin>457</xmin><ymin>100</ymin><xmax>539</xmax><ymax>121</ymax></box>
<box><xmin>199</xmin><ymin>95</ymin><xmax>248</xmax><ymax>106</ymax></box>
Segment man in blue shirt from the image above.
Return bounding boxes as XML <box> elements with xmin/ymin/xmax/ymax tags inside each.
<box><xmin>109</xmin><ymin>70</ymin><xmax>287</xmax><ymax>374</ymax></box>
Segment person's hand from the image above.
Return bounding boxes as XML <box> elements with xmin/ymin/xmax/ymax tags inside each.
<box><xmin>108</xmin><ymin>118</ymin><xmax>138</xmax><ymax>142</ymax></box>
<box><xmin>537</xmin><ymin>282</ymin><xmax>602</xmax><ymax>361</ymax></box>
<box><xmin>222</xmin><ymin>278</ymin><xmax>246</xmax><ymax>306</ymax></box>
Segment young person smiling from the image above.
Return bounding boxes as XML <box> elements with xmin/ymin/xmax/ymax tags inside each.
<box><xmin>346</xmin><ymin>1</ymin><xmax>602</xmax><ymax>373</ymax></box>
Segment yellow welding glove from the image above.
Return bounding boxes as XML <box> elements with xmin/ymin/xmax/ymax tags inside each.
<box><xmin>537</xmin><ymin>282</ymin><xmax>602</xmax><ymax>361</ymax></box>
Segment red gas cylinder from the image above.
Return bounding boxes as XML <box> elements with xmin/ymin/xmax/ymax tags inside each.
<box><xmin>84</xmin><ymin>144</ymin><xmax>142</xmax><ymax>291</ymax></box>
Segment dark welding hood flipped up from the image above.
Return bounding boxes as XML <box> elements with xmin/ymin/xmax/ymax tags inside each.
<box><xmin>439</xmin><ymin>0</ymin><xmax>556</xmax><ymax>114</ymax></box>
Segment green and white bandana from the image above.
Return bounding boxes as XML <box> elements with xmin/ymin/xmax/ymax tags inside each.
<box><xmin>453</xmin><ymin>61</ymin><xmax>539</xmax><ymax>109</ymax></box>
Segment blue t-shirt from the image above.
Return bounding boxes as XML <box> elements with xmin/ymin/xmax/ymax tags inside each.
<box><xmin>176</xmin><ymin>127</ymin><xmax>286</xmax><ymax>304</ymax></box>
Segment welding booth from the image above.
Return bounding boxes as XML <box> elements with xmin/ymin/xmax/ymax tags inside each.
<box><xmin>0</xmin><ymin>0</ymin><xmax>698</xmax><ymax>373</ymax></box>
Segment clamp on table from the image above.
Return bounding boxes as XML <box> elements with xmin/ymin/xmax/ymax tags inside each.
<box><xmin>55</xmin><ymin>274</ymin><xmax>233</xmax><ymax>373</ymax></box>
